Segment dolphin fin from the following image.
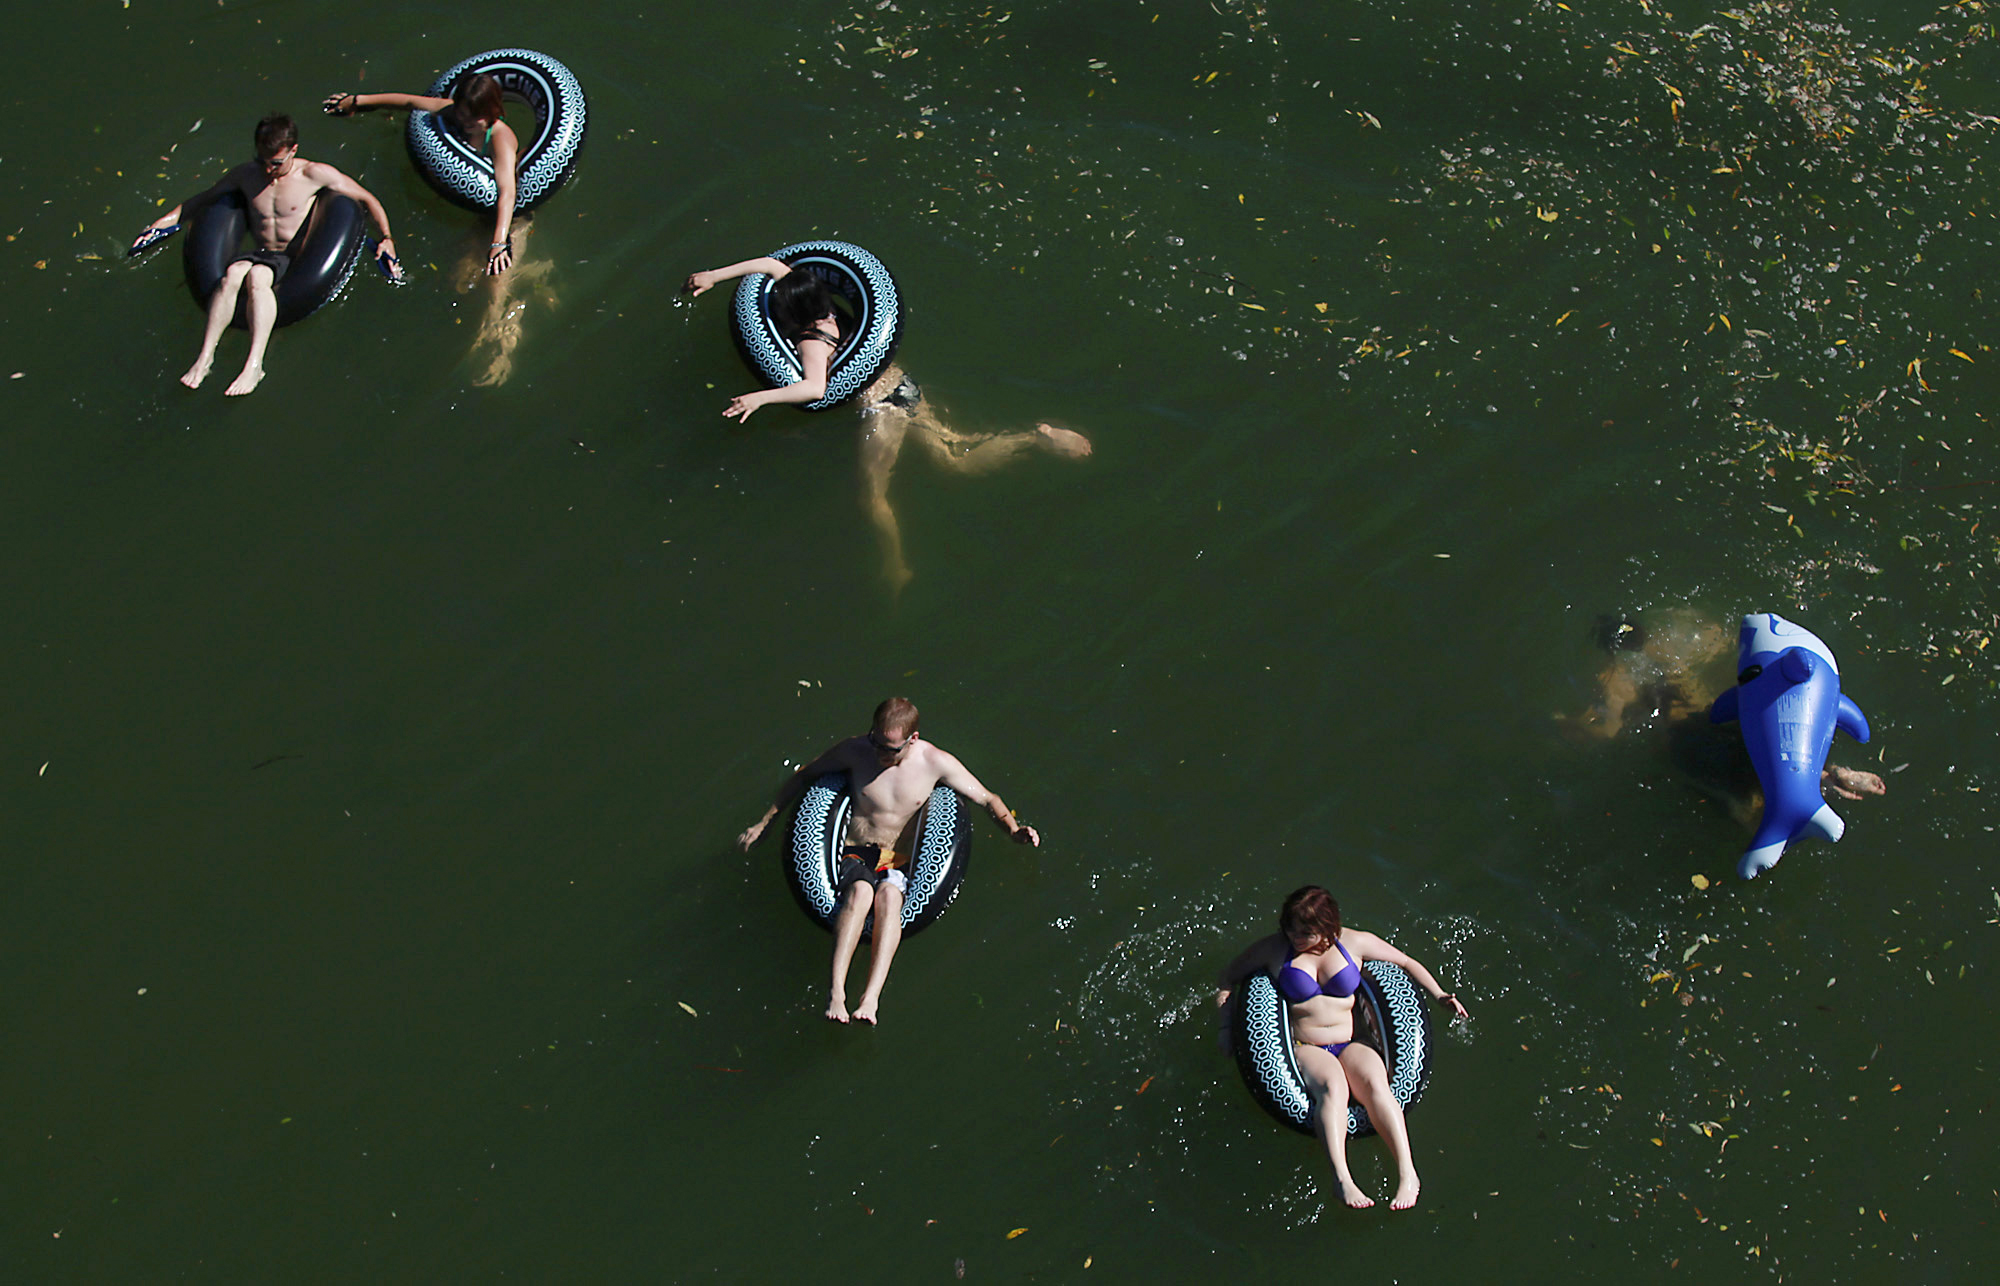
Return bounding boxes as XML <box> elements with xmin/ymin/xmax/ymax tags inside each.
<box><xmin>1836</xmin><ymin>695</ymin><xmax>1871</xmax><ymax>744</ymax></box>
<box><xmin>1708</xmin><ymin>688</ymin><xmax>1740</xmax><ymax>725</ymax></box>
<box><xmin>1801</xmin><ymin>803</ymin><xmax>1846</xmax><ymax>844</ymax></box>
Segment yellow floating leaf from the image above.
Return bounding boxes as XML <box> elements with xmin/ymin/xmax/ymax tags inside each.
<box><xmin>1718</xmin><ymin>314</ymin><xmax>1731</xmax><ymax>330</ymax></box>
<box><xmin>1007</xmin><ymin>1227</ymin><xmax>1029</xmax><ymax>1239</ymax></box>
<box><xmin>677</xmin><ymin>1001</ymin><xmax>698</xmax><ymax>1017</ymax></box>
<box><xmin>1239</xmin><ymin>301</ymin><xmax>1266</xmax><ymax>311</ymax></box>
<box><xmin>1950</xmin><ymin>348</ymin><xmax>1973</xmax><ymax>362</ymax></box>
<box><xmin>1314</xmin><ymin>302</ymin><xmax>1328</xmax><ymax>313</ymax></box>
<box><xmin>1651</xmin><ymin>1138</ymin><xmax>1664</xmax><ymax>1146</ymax></box>
<box><xmin>1237</xmin><ymin>193</ymin><xmax>1245</xmax><ymax>204</ymax></box>
<box><xmin>1691</xmin><ymin>873</ymin><xmax>1710</xmax><ymax>890</ymax></box>
<box><xmin>1554</xmin><ymin>310</ymin><xmax>1573</xmax><ymax>326</ymax></box>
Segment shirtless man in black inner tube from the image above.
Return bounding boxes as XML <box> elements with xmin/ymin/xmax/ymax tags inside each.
<box><xmin>132</xmin><ymin>114</ymin><xmax>401</xmax><ymax>396</ymax></box>
<box><xmin>737</xmin><ymin>697</ymin><xmax>1041</xmax><ymax>1025</ymax></box>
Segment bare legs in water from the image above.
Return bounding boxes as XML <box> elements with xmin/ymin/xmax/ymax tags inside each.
<box><xmin>854</xmin><ymin>364</ymin><xmax>1092</xmax><ymax>591</ymax></box>
<box><xmin>456</xmin><ymin>218</ymin><xmax>555</xmax><ymax>387</ymax></box>
<box><xmin>181</xmin><ymin>259</ymin><xmax>279</xmax><ymax>396</ymax></box>
<box><xmin>1559</xmin><ymin>608</ymin><xmax>1887</xmax><ymax>820</ymax></box>
<box><xmin>1294</xmin><ymin>1042</ymin><xmax>1424</xmax><ymax>1209</ymax></box>
<box><xmin>825</xmin><ymin>878</ymin><xmax>904</xmax><ymax>1025</ymax></box>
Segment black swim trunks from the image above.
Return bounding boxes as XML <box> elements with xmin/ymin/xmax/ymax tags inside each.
<box><xmin>861</xmin><ymin>374</ymin><xmax>922</xmax><ymax>417</ymax></box>
<box><xmin>884</xmin><ymin>375</ymin><xmax>922</xmax><ymax>409</ymax></box>
<box><xmin>836</xmin><ymin>843</ymin><xmax>911</xmax><ymax>896</ymax></box>
<box><xmin>231</xmin><ymin>248</ymin><xmax>292</xmax><ymax>284</ymax></box>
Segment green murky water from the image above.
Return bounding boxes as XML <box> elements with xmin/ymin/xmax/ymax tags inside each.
<box><xmin>5</xmin><ymin>1</ymin><xmax>1997</xmax><ymax>1279</ymax></box>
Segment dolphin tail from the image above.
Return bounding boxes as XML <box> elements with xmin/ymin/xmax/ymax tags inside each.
<box><xmin>1837</xmin><ymin>694</ymin><xmax>1871</xmax><ymax>744</ymax></box>
<box><xmin>1738</xmin><ymin>803</ymin><xmax>1846</xmax><ymax>879</ymax></box>
<box><xmin>1737</xmin><ymin>842</ymin><xmax>1786</xmax><ymax>880</ymax></box>
<box><xmin>1708</xmin><ymin>688</ymin><xmax>1740</xmax><ymax>725</ymax></box>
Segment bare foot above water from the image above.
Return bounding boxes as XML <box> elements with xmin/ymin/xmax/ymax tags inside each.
<box><xmin>223</xmin><ymin>364</ymin><xmax>265</xmax><ymax>397</ymax></box>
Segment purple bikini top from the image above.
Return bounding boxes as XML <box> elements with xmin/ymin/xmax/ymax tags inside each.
<box><xmin>1276</xmin><ymin>940</ymin><xmax>1362</xmax><ymax>1003</ymax></box>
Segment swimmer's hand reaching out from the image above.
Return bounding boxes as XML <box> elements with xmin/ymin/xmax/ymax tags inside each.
<box><xmin>373</xmin><ymin>236</ymin><xmax>404</xmax><ymax>285</ymax></box>
<box><xmin>682</xmin><ymin>269</ymin><xmax>721</xmax><ymax>297</ymax></box>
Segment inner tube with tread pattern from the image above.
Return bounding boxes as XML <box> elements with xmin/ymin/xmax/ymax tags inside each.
<box><xmin>406</xmin><ymin>48</ymin><xmax>586</xmax><ymax>213</ymax></box>
<box><xmin>730</xmin><ymin>240</ymin><xmax>903</xmax><ymax>411</ymax></box>
<box><xmin>787</xmin><ymin>772</ymin><xmax>969</xmax><ymax>942</ymax></box>
<box><xmin>1231</xmin><ymin>960</ymin><xmax>1435</xmax><ymax>1138</ymax></box>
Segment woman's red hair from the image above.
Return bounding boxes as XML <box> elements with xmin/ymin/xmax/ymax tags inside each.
<box><xmin>1280</xmin><ymin>885</ymin><xmax>1342</xmax><ymax>951</ymax></box>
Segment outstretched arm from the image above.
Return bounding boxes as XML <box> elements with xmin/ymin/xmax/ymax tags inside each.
<box><xmin>323</xmin><ymin>91</ymin><xmax>455</xmax><ymax>116</ymax></box>
<box><xmin>1215</xmin><ymin>933</ymin><xmax>1288</xmax><ymax>1008</ymax></box>
<box><xmin>737</xmin><ymin>743</ymin><xmax>851</xmax><ymax>850</ymax></box>
<box><xmin>1214</xmin><ymin>932</ymin><xmax>1289</xmax><ymax>1056</ymax></box>
<box><xmin>1346</xmin><ymin>930</ymin><xmax>1469</xmax><ymax>1018</ymax></box>
<box><xmin>486</xmin><ymin>123</ymin><xmax>520</xmax><ymax>275</ymax></box>
<box><xmin>722</xmin><ymin>336</ymin><xmax>832</xmax><ymax>422</ymax></box>
<box><xmin>131</xmin><ymin>168</ymin><xmax>240</xmax><ymax>250</ymax></box>
<box><xmin>931</xmin><ymin>752</ymin><xmax>1039</xmax><ymax>846</ymax></box>
<box><xmin>312</xmin><ymin>164</ymin><xmax>400</xmax><ymax>276</ymax></box>
<box><xmin>682</xmin><ymin>257</ymin><xmax>793</xmax><ymax>297</ymax></box>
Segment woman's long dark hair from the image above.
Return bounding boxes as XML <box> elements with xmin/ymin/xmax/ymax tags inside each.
<box><xmin>449</xmin><ymin>73</ymin><xmax>505</xmax><ymax>138</ymax></box>
<box><xmin>768</xmin><ymin>270</ymin><xmax>836</xmax><ymax>344</ymax></box>
<box><xmin>1280</xmin><ymin>885</ymin><xmax>1342</xmax><ymax>952</ymax></box>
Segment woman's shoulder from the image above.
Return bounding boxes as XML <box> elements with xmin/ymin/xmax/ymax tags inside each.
<box><xmin>1339</xmin><ymin>926</ymin><xmax>1389</xmax><ymax>955</ymax></box>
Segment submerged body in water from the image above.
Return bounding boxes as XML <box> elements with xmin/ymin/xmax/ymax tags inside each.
<box><xmin>1562</xmin><ymin>608</ymin><xmax>1885</xmax><ymax>830</ymax></box>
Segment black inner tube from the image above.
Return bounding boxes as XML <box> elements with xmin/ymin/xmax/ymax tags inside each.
<box><xmin>181</xmin><ymin>189</ymin><xmax>366</xmax><ymax>329</ymax></box>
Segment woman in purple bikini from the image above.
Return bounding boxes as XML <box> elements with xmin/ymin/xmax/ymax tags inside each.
<box><xmin>1218</xmin><ymin>885</ymin><xmax>1467</xmax><ymax>1210</ymax></box>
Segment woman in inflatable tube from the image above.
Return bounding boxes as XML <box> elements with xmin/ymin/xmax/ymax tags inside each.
<box><xmin>323</xmin><ymin>52</ymin><xmax>578</xmax><ymax>384</ymax></box>
<box><xmin>682</xmin><ymin>250</ymin><xmax>1092</xmax><ymax>591</ymax></box>
<box><xmin>1216</xmin><ymin>885</ymin><xmax>1467</xmax><ymax>1211</ymax></box>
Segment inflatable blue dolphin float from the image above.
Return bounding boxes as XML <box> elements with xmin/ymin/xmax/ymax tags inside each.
<box><xmin>1708</xmin><ymin>613</ymin><xmax>1871</xmax><ymax>879</ymax></box>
